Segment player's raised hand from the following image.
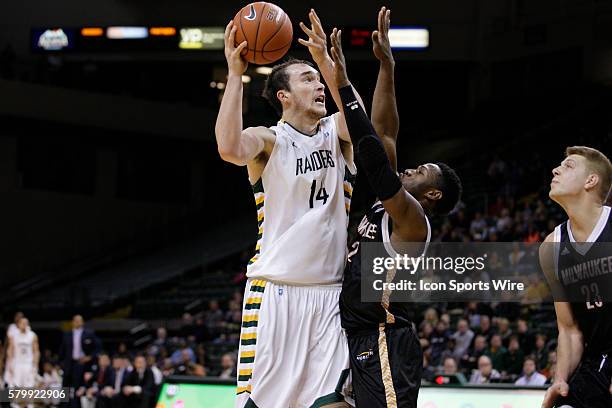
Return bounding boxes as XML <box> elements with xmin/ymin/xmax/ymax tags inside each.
<box><xmin>541</xmin><ymin>380</ymin><xmax>569</xmax><ymax>408</ymax></box>
<box><xmin>372</xmin><ymin>6</ymin><xmax>394</xmax><ymax>64</ymax></box>
<box><xmin>298</xmin><ymin>9</ymin><xmax>328</xmax><ymax>64</ymax></box>
<box><xmin>330</xmin><ymin>28</ymin><xmax>350</xmax><ymax>89</ymax></box>
<box><xmin>224</xmin><ymin>20</ymin><xmax>248</xmax><ymax>75</ymax></box>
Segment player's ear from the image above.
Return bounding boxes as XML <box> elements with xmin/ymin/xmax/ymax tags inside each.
<box><xmin>424</xmin><ymin>189</ymin><xmax>442</xmax><ymax>202</ymax></box>
<box><xmin>277</xmin><ymin>89</ymin><xmax>289</xmax><ymax>102</ymax></box>
<box><xmin>584</xmin><ymin>173</ymin><xmax>599</xmax><ymax>192</ymax></box>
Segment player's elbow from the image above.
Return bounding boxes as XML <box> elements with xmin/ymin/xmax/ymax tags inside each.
<box><xmin>217</xmin><ymin>145</ymin><xmax>247</xmax><ymax>166</ymax></box>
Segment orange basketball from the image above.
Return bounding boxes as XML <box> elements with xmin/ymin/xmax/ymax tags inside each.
<box><xmin>232</xmin><ymin>2</ymin><xmax>293</xmax><ymax>65</ymax></box>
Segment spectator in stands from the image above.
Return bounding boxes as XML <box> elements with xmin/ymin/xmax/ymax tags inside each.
<box><xmin>485</xmin><ymin>334</ymin><xmax>508</xmax><ymax>372</ymax></box>
<box><xmin>429</xmin><ymin>321</ymin><xmax>450</xmax><ymax>367</ymax></box>
<box><xmin>39</xmin><ymin>361</ymin><xmax>62</xmax><ymax>406</ymax></box>
<box><xmin>496</xmin><ymin>208</ymin><xmax>513</xmax><ymax>234</ymax></box>
<box><xmin>180</xmin><ymin>313</ymin><xmax>196</xmax><ymax>339</ymax></box>
<box><xmin>469</xmin><ymin>355</ymin><xmax>501</xmax><ymax>384</ymax></box>
<box><xmin>193</xmin><ymin>316</ymin><xmax>211</xmax><ymax>343</ymax></box>
<box><xmin>161</xmin><ymin>358</ymin><xmax>174</xmax><ymax>377</ymax></box>
<box><xmin>440</xmin><ymin>357</ymin><xmax>467</xmax><ymax>383</ymax></box>
<box><xmin>423</xmin><ymin>308</ymin><xmax>439</xmax><ymax>327</ymax></box>
<box><xmin>496</xmin><ymin>317</ymin><xmax>512</xmax><ymax>346</ymax></box>
<box><xmin>503</xmin><ymin>336</ymin><xmax>525</xmax><ymax>379</ymax></box>
<box><xmin>103</xmin><ymin>355</ymin><xmax>128</xmax><ymax>408</ymax></box>
<box><xmin>205</xmin><ymin>300</ymin><xmax>224</xmax><ymax>339</ymax></box>
<box><xmin>170</xmin><ymin>340</ymin><xmax>195</xmax><ymax>366</ymax></box>
<box><xmin>475</xmin><ymin>314</ymin><xmax>494</xmax><ymax>340</ymax></box>
<box><xmin>441</xmin><ymin>357</ymin><xmax>458</xmax><ymax>376</ymax></box>
<box><xmin>421</xmin><ymin>354</ymin><xmax>436</xmax><ymax>383</ymax></box>
<box><xmin>78</xmin><ymin>352</ymin><xmax>113</xmax><ymax>408</ymax></box>
<box><xmin>516</xmin><ymin>318</ymin><xmax>534</xmax><ymax>354</ymax></box>
<box><xmin>515</xmin><ymin>356</ymin><xmax>546</xmax><ymax>386</ymax></box>
<box><xmin>116</xmin><ymin>342</ymin><xmax>130</xmax><ymax>359</ymax></box>
<box><xmin>541</xmin><ymin>351</ymin><xmax>557</xmax><ymax>379</ymax></box>
<box><xmin>122</xmin><ymin>355</ymin><xmax>154</xmax><ymax>408</ymax></box>
<box><xmin>146</xmin><ymin>355</ymin><xmax>163</xmax><ymax>387</ymax></box>
<box><xmin>469</xmin><ymin>212</ymin><xmax>487</xmax><ymax>241</ymax></box>
<box><xmin>462</xmin><ymin>335</ymin><xmax>488</xmax><ymax>372</ymax></box>
<box><xmin>195</xmin><ymin>344</ymin><xmax>210</xmax><ymax>371</ymax></box>
<box><xmin>219</xmin><ymin>353</ymin><xmax>237</xmax><ymax>379</ymax></box>
<box><xmin>451</xmin><ymin>319</ymin><xmax>474</xmax><ymax>361</ymax></box>
<box><xmin>174</xmin><ymin>349</ymin><xmax>206</xmax><ymax>377</ymax></box>
<box><xmin>533</xmin><ymin>333</ymin><xmax>549</xmax><ymax>370</ymax></box>
<box><xmin>418</xmin><ymin>321</ymin><xmax>433</xmax><ymax>349</ymax></box>
<box><xmin>150</xmin><ymin>327</ymin><xmax>168</xmax><ymax>356</ymax></box>
<box><xmin>58</xmin><ymin>315</ymin><xmax>101</xmax><ymax>407</ymax></box>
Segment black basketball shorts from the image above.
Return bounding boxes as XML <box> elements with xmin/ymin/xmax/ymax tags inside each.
<box><xmin>347</xmin><ymin>325</ymin><xmax>422</xmax><ymax>408</ymax></box>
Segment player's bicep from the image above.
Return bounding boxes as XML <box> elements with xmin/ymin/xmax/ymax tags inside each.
<box><xmin>383</xmin><ymin>188</ymin><xmax>428</xmax><ymax>242</ymax></box>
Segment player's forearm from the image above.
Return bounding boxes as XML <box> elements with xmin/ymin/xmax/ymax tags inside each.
<box><xmin>555</xmin><ymin>328</ymin><xmax>583</xmax><ymax>382</ymax></box>
<box><xmin>215</xmin><ymin>74</ymin><xmax>246</xmax><ymax>162</ymax></box>
<box><xmin>371</xmin><ymin>61</ymin><xmax>398</xmax><ymax>142</ymax></box>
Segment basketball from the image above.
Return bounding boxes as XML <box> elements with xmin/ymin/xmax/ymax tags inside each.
<box><xmin>232</xmin><ymin>2</ymin><xmax>293</xmax><ymax>65</ymax></box>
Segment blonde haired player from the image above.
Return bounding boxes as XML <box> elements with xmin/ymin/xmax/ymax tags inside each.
<box><xmin>6</xmin><ymin>317</ymin><xmax>39</xmax><ymax>408</ymax></box>
<box><xmin>216</xmin><ymin>8</ymin><xmax>363</xmax><ymax>408</ymax></box>
<box><xmin>540</xmin><ymin>146</ymin><xmax>612</xmax><ymax>408</ymax></box>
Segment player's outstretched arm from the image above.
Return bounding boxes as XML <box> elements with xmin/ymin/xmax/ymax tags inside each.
<box><xmin>298</xmin><ymin>9</ymin><xmax>364</xmax><ymax>144</ymax></box>
<box><xmin>539</xmin><ymin>233</ymin><xmax>584</xmax><ymax>408</ymax></box>
<box><xmin>371</xmin><ymin>6</ymin><xmax>399</xmax><ymax>172</ymax></box>
<box><xmin>330</xmin><ymin>30</ymin><xmax>428</xmax><ymax>242</ymax></box>
<box><xmin>215</xmin><ymin>21</ymin><xmax>270</xmax><ymax>167</ymax></box>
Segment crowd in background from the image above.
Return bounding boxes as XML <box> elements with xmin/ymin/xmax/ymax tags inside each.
<box><xmin>0</xmin><ymin>155</ymin><xmax>574</xmax><ymax>407</ymax></box>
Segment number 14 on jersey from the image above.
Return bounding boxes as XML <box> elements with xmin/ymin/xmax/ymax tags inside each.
<box><xmin>309</xmin><ymin>180</ymin><xmax>329</xmax><ymax>208</ymax></box>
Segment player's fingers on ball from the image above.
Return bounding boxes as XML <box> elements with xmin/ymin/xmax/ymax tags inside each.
<box><xmin>228</xmin><ymin>26</ymin><xmax>238</xmax><ymax>47</ymax></box>
<box><xmin>225</xmin><ymin>20</ymin><xmax>233</xmax><ymax>37</ymax></box>
<box><xmin>235</xmin><ymin>41</ymin><xmax>248</xmax><ymax>54</ymax></box>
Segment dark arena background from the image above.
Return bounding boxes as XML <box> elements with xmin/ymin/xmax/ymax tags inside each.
<box><xmin>1</xmin><ymin>0</ymin><xmax>611</xmax><ymax>407</ymax></box>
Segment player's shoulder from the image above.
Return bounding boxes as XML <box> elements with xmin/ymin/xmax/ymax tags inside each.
<box><xmin>320</xmin><ymin>113</ymin><xmax>339</xmax><ymax>130</ymax></box>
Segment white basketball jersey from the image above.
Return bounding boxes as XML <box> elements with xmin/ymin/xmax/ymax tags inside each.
<box><xmin>12</xmin><ymin>330</ymin><xmax>35</xmax><ymax>365</ymax></box>
<box><xmin>247</xmin><ymin>115</ymin><xmax>356</xmax><ymax>285</ymax></box>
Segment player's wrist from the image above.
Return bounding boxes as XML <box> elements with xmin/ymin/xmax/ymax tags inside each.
<box><xmin>379</xmin><ymin>58</ymin><xmax>395</xmax><ymax>69</ymax></box>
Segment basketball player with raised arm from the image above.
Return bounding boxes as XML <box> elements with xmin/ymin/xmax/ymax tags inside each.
<box><xmin>328</xmin><ymin>12</ymin><xmax>462</xmax><ymax>407</ymax></box>
<box><xmin>540</xmin><ymin>147</ymin><xmax>612</xmax><ymax>408</ymax></box>
<box><xmin>216</xmin><ymin>9</ymin><xmax>363</xmax><ymax>408</ymax></box>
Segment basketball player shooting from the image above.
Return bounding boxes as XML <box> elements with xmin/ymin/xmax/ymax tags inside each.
<box><xmin>539</xmin><ymin>147</ymin><xmax>612</xmax><ymax>408</ymax></box>
<box><xmin>328</xmin><ymin>11</ymin><xmax>462</xmax><ymax>408</ymax></box>
<box><xmin>215</xmin><ymin>8</ymin><xmax>365</xmax><ymax>408</ymax></box>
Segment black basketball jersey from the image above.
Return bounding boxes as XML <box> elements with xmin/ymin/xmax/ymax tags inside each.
<box><xmin>340</xmin><ymin>202</ymin><xmax>430</xmax><ymax>333</ymax></box>
<box><xmin>555</xmin><ymin>205</ymin><xmax>612</xmax><ymax>356</ymax></box>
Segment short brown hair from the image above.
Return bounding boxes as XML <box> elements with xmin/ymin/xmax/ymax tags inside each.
<box><xmin>566</xmin><ymin>146</ymin><xmax>612</xmax><ymax>202</ymax></box>
<box><xmin>262</xmin><ymin>58</ymin><xmax>315</xmax><ymax>116</ymax></box>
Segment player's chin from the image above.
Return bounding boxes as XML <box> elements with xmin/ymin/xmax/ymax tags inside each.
<box><xmin>312</xmin><ymin>104</ymin><xmax>327</xmax><ymax>117</ymax></box>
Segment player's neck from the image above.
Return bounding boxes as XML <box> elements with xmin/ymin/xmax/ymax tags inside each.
<box><xmin>562</xmin><ymin>197</ymin><xmax>604</xmax><ymax>241</ymax></box>
<box><xmin>281</xmin><ymin>111</ymin><xmax>319</xmax><ymax>136</ymax></box>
